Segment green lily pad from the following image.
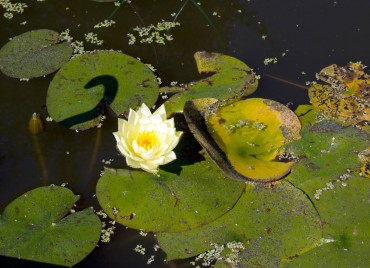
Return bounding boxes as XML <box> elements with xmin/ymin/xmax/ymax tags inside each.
<box><xmin>0</xmin><ymin>29</ymin><xmax>72</xmax><ymax>79</ymax></box>
<box><xmin>157</xmin><ymin>181</ymin><xmax>322</xmax><ymax>263</ymax></box>
<box><xmin>96</xmin><ymin>151</ymin><xmax>245</xmax><ymax>233</ymax></box>
<box><xmin>0</xmin><ymin>185</ymin><xmax>101</xmax><ymax>266</ymax></box>
<box><xmin>284</xmin><ymin>176</ymin><xmax>370</xmax><ymax>267</ymax></box>
<box><xmin>287</xmin><ymin>120</ymin><xmax>369</xmax><ymax>187</ymax></box>
<box><xmin>46</xmin><ymin>50</ymin><xmax>159</xmax><ymax>130</ymax></box>
<box><xmin>184</xmin><ymin>98</ymin><xmax>301</xmax><ymax>182</ymax></box>
<box><xmin>294</xmin><ymin>104</ymin><xmax>318</xmax><ymax>127</ymax></box>
<box><xmin>163</xmin><ymin>51</ymin><xmax>258</xmax><ymax>116</ymax></box>
<box><xmin>285</xmin><ymin>241</ymin><xmax>369</xmax><ymax>268</ymax></box>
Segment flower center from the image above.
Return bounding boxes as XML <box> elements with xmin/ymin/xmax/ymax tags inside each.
<box><xmin>136</xmin><ymin>131</ymin><xmax>158</xmax><ymax>150</ymax></box>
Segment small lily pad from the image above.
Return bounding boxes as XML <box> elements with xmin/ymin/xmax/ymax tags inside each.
<box><xmin>163</xmin><ymin>51</ymin><xmax>258</xmax><ymax>115</ymax></box>
<box><xmin>47</xmin><ymin>50</ymin><xmax>159</xmax><ymax>130</ymax></box>
<box><xmin>184</xmin><ymin>98</ymin><xmax>301</xmax><ymax>182</ymax></box>
<box><xmin>0</xmin><ymin>185</ymin><xmax>101</xmax><ymax>266</ymax></box>
<box><xmin>157</xmin><ymin>181</ymin><xmax>322</xmax><ymax>263</ymax></box>
<box><xmin>0</xmin><ymin>29</ymin><xmax>72</xmax><ymax>79</ymax></box>
<box><xmin>294</xmin><ymin>104</ymin><xmax>318</xmax><ymax>127</ymax></box>
<box><xmin>96</xmin><ymin>151</ymin><xmax>245</xmax><ymax>233</ymax></box>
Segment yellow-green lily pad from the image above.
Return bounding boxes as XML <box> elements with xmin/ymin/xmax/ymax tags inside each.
<box><xmin>294</xmin><ymin>104</ymin><xmax>318</xmax><ymax>127</ymax></box>
<box><xmin>46</xmin><ymin>50</ymin><xmax>159</xmax><ymax>130</ymax></box>
<box><xmin>0</xmin><ymin>29</ymin><xmax>72</xmax><ymax>79</ymax></box>
<box><xmin>0</xmin><ymin>186</ymin><xmax>101</xmax><ymax>266</ymax></box>
<box><xmin>163</xmin><ymin>51</ymin><xmax>258</xmax><ymax>115</ymax></box>
<box><xmin>184</xmin><ymin>98</ymin><xmax>301</xmax><ymax>182</ymax></box>
<box><xmin>308</xmin><ymin>62</ymin><xmax>370</xmax><ymax>126</ymax></box>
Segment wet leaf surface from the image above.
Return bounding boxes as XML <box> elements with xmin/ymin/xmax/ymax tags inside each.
<box><xmin>0</xmin><ymin>29</ymin><xmax>72</xmax><ymax>79</ymax></box>
<box><xmin>0</xmin><ymin>186</ymin><xmax>101</xmax><ymax>266</ymax></box>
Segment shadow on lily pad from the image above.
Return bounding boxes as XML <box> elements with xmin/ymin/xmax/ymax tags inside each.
<box><xmin>58</xmin><ymin>75</ymin><xmax>118</xmax><ymax>128</ymax></box>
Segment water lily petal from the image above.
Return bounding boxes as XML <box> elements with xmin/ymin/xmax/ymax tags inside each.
<box><xmin>126</xmin><ymin>156</ymin><xmax>141</xmax><ymax>169</ymax></box>
<box><xmin>140</xmin><ymin>162</ymin><xmax>159</xmax><ymax>174</ymax></box>
<box><xmin>153</xmin><ymin>104</ymin><xmax>167</xmax><ymax>121</ymax></box>
<box><xmin>128</xmin><ymin>109</ymin><xmax>139</xmax><ymax>125</ymax></box>
<box><xmin>137</xmin><ymin>103</ymin><xmax>152</xmax><ymax>117</ymax></box>
<box><xmin>163</xmin><ymin>151</ymin><xmax>176</xmax><ymax>163</ymax></box>
<box><xmin>113</xmin><ymin>103</ymin><xmax>182</xmax><ymax>174</ymax></box>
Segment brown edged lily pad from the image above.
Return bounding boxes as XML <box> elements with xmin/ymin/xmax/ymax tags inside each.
<box><xmin>184</xmin><ymin>98</ymin><xmax>301</xmax><ymax>182</ymax></box>
<box><xmin>308</xmin><ymin>62</ymin><xmax>370</xmax><ymax>126</ymax></box>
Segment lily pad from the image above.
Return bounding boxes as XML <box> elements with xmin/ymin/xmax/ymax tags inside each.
<box><xmin>47</xmin><ymin>50</ymin><xmax>159</xmax><ymax>130</ymax></box>
<box><xmin>285</xmin><ymin>176</ymin><xmax>370</xmax><ymax>267</ymax></box>
<box><xmin>184</xmin><ymin>98</ymin><xmax>301</xmax><ymax>182</ymax></box>
<box><xmin>163</xmin><ymin>51</ymin><xmax>258</xmax><ymax>115</ymax></box>
<box><xmin>157</xmin><ymin>180</ymin><xmax>322</xmax><ymax>264</ymax></box>
<box><xmin>294</xmin><ymin>104</ymin><xmax>318</xmax><ymax>127</ymax></box>
<box><xmin>0</xmin><ymin>185</ymin><xmax>101</xmax><ymax>266</ymax></box>
<box><xmin>95</xmin><ymin>151</ymin><xmax>245</xmax><ymax>233</ymax></box>
<box><xmin>285</xmin><ymin>241</ymin><xmax>370</xmax><ymax>268</ymax></box>
<box><xmin>0</xmin><ymin>29</ymin><xmax>72</xmax><ymax>79</ymax></box>
<box><xmin>308</xmin><ymin>62</ymin><xmax>370</xmax><ymax>125</ymax></box>
<box><xmin>286</xmin><ymin>120</ymin><xmax>369</xmax><ymax>187</ymax></box>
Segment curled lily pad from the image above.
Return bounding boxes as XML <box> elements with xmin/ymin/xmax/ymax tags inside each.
<box><xmin>308</xmin><ymin>62</ymin><xmax>370</xmax><ymax>125</ymax></box>
<box><xmin>0</xmin><ymin>185</ymin><xmax>101</xmax><ymax>266</ymax></box>
<box><xmin>0</xmin><ymin>29</ymin><xmax>72</xmax><ymax>79</ymax></box>
<box><xmin>163</xmin><ymin>51</ymin><xmax>258</xmax><ymax>115</ymax></box>
<box><xmin>157</xmin><ymin>181</ymin><xmax>322</xmax><ymax>263</ymax></box>
<box><xmin>95</xmin><ymin>151</ymin><xmax>244</xmax><ymax>233</ymax></box>
<box><xmin>47</xmin><ymin>51</ymin><xmax>159</xmax><ymax>130</ymax></box>
<box><xmin>184</xmin><ymin>98</ymin><xmax>301</xmax><ymax>182</ymax></box>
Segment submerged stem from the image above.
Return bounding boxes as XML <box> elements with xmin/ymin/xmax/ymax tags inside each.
<box><xmin>106</xmin><ymin>0</ymin><xmax>126</xmax><ymax>21</ymax></box>
<box><xmin>263</xmin><ymin>74</ymin><xmax>308</xmax><ymax>90</ymax></box>
<box><xmin>189</xmin><ymin>0</ymin><xmax>225</xmax><ymax>47</ymax></box>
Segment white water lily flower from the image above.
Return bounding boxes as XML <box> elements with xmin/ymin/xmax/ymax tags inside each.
<box><xmin>113</xmin><ymin>103</ymin><xmax>182</xmax><ymax>174</ymax></box>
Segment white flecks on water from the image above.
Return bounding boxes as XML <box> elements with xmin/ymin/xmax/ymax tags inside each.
<box><xmin>264</xmin><ymin>57</ymin><xmax>278</xmax><ymax>65</ymax></box>
<box><xmin>127</xmin><ymin>20</ymin><xmax>180</xmax><ymax>45</ymax></box>
<box><xmin>134</xmin><ymin>244</ymin><xmax>146</xmax><ymax>255</ymax></box>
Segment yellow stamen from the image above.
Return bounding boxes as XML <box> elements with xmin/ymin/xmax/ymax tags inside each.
<box><xmin>137</xmin><ymin>131</ymin><xmax>158</xmax><ymax>150</ymax></box>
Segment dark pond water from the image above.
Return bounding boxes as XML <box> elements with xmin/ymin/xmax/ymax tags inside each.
<box><xmin>0</xmin><ymin>0</ymin><xmax>369</xmax><ymax>267</ymax></box>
